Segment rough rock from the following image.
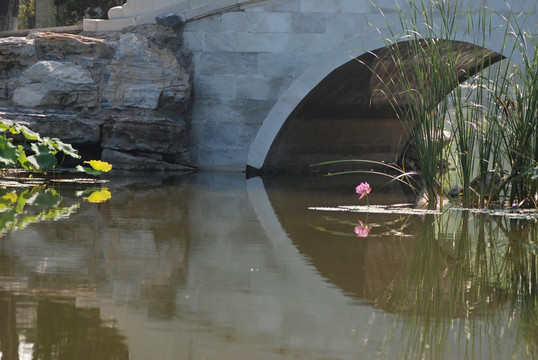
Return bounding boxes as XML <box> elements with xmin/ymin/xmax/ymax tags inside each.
<box><xmin>101</xmin><ymin>148</ymin><xmax>195</xmax><ymax>171</ymax></box>
<box><xmin>102</xmin><ymin>32</ymin><xmax>190</xmax><ymax>110</ymax></box>
<box><xmin>0</xmin><ymin>108</ymin><xmax>101</xmax><ymax>145</ymax></box>
<box><xmin>155</xmin><ymin>13</ymin><xmax>185</xmax><ymax>28</ymax></box>
<box><xmin>102</xmin><ymin>115</ymin><xmax>187</xmax><ymax>155</ymax></box>
<box><xmin>12</xmin><ymin>60</ymin><xmax>98</xmax><ymax>108</ymax></box>
<box><xmin>0</xmin><ymin>25</ymin><xmax>194</xmax><ymax>171</ymax></box>
<box><xmin>0</xmin><ymin>37</ymin><xmax>37</xmax><ymax>73</ymax></box>
<box><xmin>29</xmin><ymin>31</ymin><xmax>114</xmax><ymax>60</ymax></box>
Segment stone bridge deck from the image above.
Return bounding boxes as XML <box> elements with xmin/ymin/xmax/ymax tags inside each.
<box><xmin>85</xmin><ymin>0</ymin><xmax>538</xmax><ymax>172</ymax></box>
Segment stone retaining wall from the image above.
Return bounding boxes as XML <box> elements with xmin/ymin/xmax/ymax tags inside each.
<box><xmin>0</xmin><ymin>20</ymin><xmax>195</xmax><ymax>171</ymax></box>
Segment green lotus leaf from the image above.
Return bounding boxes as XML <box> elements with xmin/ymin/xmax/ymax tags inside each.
<box><xmin>76</xmin><ymin>165</ymin><xmax>103</xmax><ymax>176</ymax></box>
<box><xmin>27</xmin><ymin>143</ymin><xmax>58</xmax><ymax>170</ymax></box>
<box><xmin>19</xmin><ymin>125</ymin><xmax>41</xmax><ymax>142</ymax></box>
<box><xmin>0</xmin><ymin>136</ymin><xmax>18</xmax><ymax>167</ymax></box>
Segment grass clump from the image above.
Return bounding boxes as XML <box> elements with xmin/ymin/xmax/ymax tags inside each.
<box><xmin>367</xmin><ymin>0</ymin><xmax>537</xmax><ymax>209</ymax></box>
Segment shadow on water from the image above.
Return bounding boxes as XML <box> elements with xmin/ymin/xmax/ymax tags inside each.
<box><xmin>261</xmin><ymin>173</ymin><xmax>538</xmax><ymax>359</ymax></box>
<box><xmin>260</xmin><ymin>173</ymin><xmax>422</xmax><ymax>308</ymax></box>
<box><xmin>0</xmin><ymin>171</ymin><xmax>536</xmax><ymax>359</ymax></box>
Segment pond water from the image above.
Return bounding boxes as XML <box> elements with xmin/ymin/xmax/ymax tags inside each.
<box><xmin>0</xmin><ymin>171</ymin><xmax>536</xmax><ymax>360</ymax></box>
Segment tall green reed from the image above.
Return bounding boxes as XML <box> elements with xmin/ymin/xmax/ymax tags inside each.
<box><xmin>494</xmin><ymin>19</ymin><xmax>538</xmax><ymax>207</ymax></box>
<box><xmin>369</xmin><ymin>0</ymin><xmax>537</xmax><ymax>208</ymax></box>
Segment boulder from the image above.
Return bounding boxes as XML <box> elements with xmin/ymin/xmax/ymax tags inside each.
<box><xmin>0</xmin><ymin>37</ymin><xmax>37</xmax><ymax>73</ymax></box>
<box><xmin>101</xmin><ymin>148</ymin><xmax>195</xmax><ymax>171</ymax></box>
<box><xmin>12</xmin><ymin>60</ymin><xmax>98</xmax><ymax>108</ymax></box>
<box><xmin>155</xmin><ymin>13</ymin><xmax>185</xmax><ymax>28</ymax></box>
<box><xmin>0</xmin><ymin>24</ymin><xmax>195</xmax><ymax>171</ymax></box>
<box><xmin>29</xmin><ymin>32</ymin><xmax>114</xmax><ymax>60</ymax></box>
<box><xmin>0</xmin><ymin>108</ymin><xmax>101</xmax><ymax>145</ymax></box>
<box><xmin>102</xmin><ymin>114</ymin><xmax>188</xmax><ymax>158</ymax></box>
<box><xmin>102</xmin><ymin>33</ymin><xmax>190</xmax><ymax>110</ymax></box>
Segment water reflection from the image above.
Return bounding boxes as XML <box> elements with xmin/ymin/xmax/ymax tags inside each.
<box><xmin>0</xmin><ymin>293</ymin><xmax>128</xmax><ymax>360</ymax></box>
<box><xmin>0</xmin><ymin>172</ymin><xmax>536</xmax><ymax>359</ymax></box>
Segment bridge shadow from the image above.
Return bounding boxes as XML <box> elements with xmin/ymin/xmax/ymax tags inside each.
<box><xmin>248</xmin><ymin>172</ymin><xmax>425</xmax><ymax>311</ymax></box>
<box><xmin>256</xmin><ymin>40</ymin><xmax>503</xmax><ymax>173</ymax></box>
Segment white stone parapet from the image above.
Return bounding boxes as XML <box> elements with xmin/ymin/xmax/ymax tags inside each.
<box><xmin>83</xmin><ymin>0</ymin><xmax>267</xmax><ymax>32</ymax></box>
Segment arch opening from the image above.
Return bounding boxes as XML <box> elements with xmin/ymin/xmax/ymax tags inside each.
<box><xmin>252</xmin><ymin>40</ymin><xmax>504</xmax><ymax>174</ymax></box>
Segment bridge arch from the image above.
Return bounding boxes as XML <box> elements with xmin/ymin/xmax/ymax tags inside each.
<box><xmin>84</xmin><ymin>0</ymin><xmax>538</xmax><ymax>172</ymax></box>
<box><xmin>246</xmin><ymin>21</ymin><xmax>523</xmax><ymax>172</ymax></box>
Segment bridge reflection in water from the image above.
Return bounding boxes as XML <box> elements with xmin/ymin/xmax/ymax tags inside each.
<box><xmin>0</xmin><ymin>172</ymin><xmax>535</xmax><ymax>359</ymax></box>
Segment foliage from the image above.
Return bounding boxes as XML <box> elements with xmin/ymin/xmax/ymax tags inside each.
<box><xmin>54</xmin><ymin>0</ymin><xmax>124</xmax><ymax>26</ymax></box>
<box><xmin>17</xmin><ymin>0</ymin><xmax>35</xmax><ymax>29</ymax></box>
<box><xmin>366</xmin><ymin>0</ymin><xmax>538</xmax><ymax>209</ymax></box>
<box><xmin>0</xmin><ymin>119</ymin><xmax>111</xmax><ymax>176</ymax></box>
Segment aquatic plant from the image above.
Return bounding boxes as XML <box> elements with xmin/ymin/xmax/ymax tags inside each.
<box><xmin>0</xmin><ymin>119</ymin><xmax>111</xmax><ymax>177</ymax></box>
<box><xmin>366</xmin><ymin>0</ymin><xmax>537</xmax><ymax>208</ymax></box>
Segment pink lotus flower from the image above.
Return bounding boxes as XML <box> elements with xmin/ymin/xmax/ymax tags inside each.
<box><xmin>355</xmin><ymin>182</ymin><xmax>371</xmax><ymax>200</ymax></box>
<box><xmin>354</xmin><ymin>220</ymin><xmax>370</xmax><ymax>238</ymax></box>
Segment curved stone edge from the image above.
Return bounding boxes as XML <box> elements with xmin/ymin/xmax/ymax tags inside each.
<box><xmin>246</xmin><ymin>18</ymin><xmax>533</xmax><ymax>170</ymax></box>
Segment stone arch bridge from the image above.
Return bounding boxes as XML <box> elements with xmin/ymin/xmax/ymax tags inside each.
<box><xmin>84</xmin><ymin>0</ymin><xmax>538</xmax><ymax>173</ymax></box>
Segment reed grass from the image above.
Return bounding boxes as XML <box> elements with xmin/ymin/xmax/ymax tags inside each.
<box><xmin>368</xmin><ymin>0</ymin><xmax>538</xmax><ymax>208</ymax></box>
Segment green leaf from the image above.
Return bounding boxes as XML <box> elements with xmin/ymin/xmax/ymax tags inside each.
<box><xmin>0</xmin><ymin>136</ymin><xmax>18</xmax><ymax>167</ymax></box>
<box><xmin>43</xmin><ymin>137</ymin><xmax>80</xmax><ymax>159</ymax></box>
<box><xmin>27</xmin><ymin>143</ymin><xmax>57</xmax><ymax>170</ymax></box>
<box><xmin>76</xmin><ymin>165</ymin><xmax>103</xmax><ymax>176</ymax></box>
<box><xmin>52</xmin><ymin>138</ymin><xmax>80</xmax><ymax>159</ymax></box>
<box><xmin>19</xmin><ymin>125</ymin><xmax>41</xmax><ymax>142</ymax></box>
<box><xmin>17</xmin><ymin>145</ymin><xmax>34</xmax><ymax>171</ymax></box>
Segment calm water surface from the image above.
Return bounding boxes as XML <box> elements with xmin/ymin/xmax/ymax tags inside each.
<box><xmin>0</xmin><ymin>171</ymin><xmax>536</xmax><ymax>360</ymax></box>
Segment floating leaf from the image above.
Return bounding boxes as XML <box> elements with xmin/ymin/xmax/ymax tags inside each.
<box><xmin>84</xmin><ymin>188</ymin><xmax>111</xmax><ymax>203</ymax></box>
<box><xmin>76</xmin><ymin>165</ymin><xmax>102</xmax><ymax>176</ymax></box>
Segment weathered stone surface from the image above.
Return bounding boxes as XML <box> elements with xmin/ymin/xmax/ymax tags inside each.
<box><xmin>12</xmin><ymin>60</ymin><xmax>98</xmax><ymax>108</ymax></box>
<box><xmin>29</xmin><ymin>31</ymin><xmax>114</xmax><ymax>60</ymax></box>
<box><xmin>102</xmin><ymin>116</ymin><xmax>187</xmax><ymax>155</ymax></box>
<box><xmin>0</xmin><ymin>25</ymin><xmax>195</xmax><ymax>172</ymax></box>
<box><xmin>155</xmin><ymin>13</ymin><xmax>184</xmax><ymax>28</ymax></box>
<box><xmin>101</xmin><ymin>148</ymin><xmax>195</xmax><ymax>171</ymax></box>
<box><xmin>0</xmin><ymin>37</ymin><xmax>37</xmax><ymax>73</ymax></box>
<box><xmin>102</xmin><ymin>32</ymin><xmax>191</xmax><ymax>110</ymax></box>
<box><xmin>0</xmin><ymin>108</ymin><xmax>101</xmax><ymax>145</ymax></box>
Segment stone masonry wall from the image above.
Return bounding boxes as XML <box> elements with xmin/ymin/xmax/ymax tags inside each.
<box><xmin>0</xmin><ymin>19</ymin><xmax>195</xmax><ymax>171</ymax></box>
